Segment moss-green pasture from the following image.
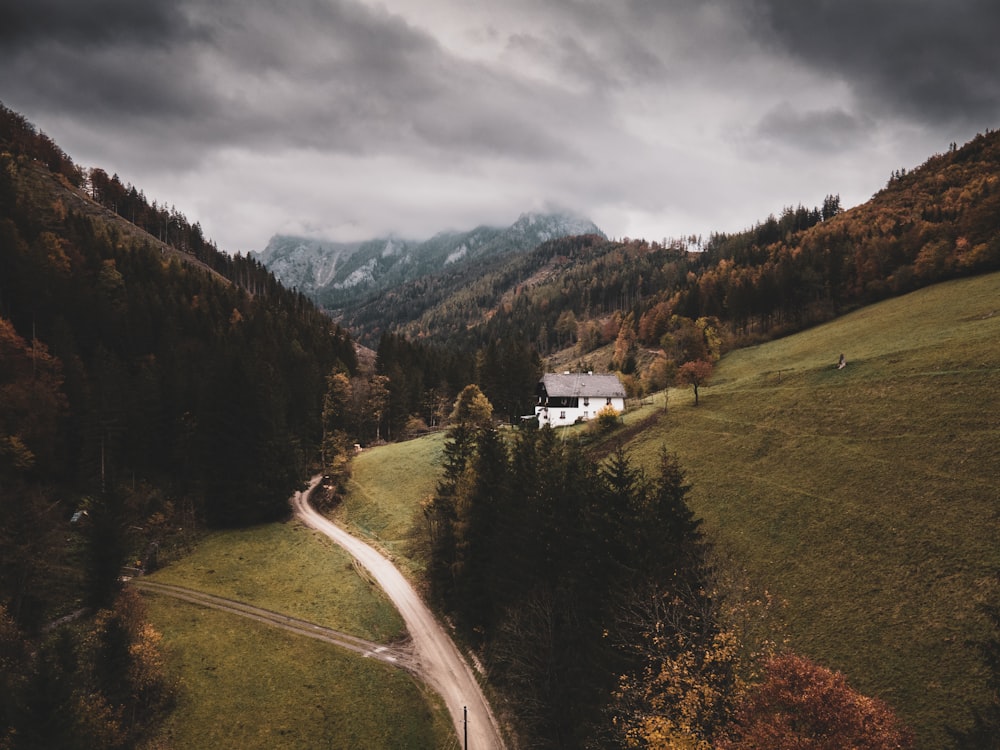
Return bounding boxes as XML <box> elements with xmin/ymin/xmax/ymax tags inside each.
<box><xmin>623</xmin><ymin>272</ymin><xmax>1000</xmax><ymax>748</ymax></box>
<box><xmin>145</xmin><ymin>597</ymin><xmax>454</xmax><ymax>749</ymax></box>
<box><xmin>148</xmin><ymin>519</ymin><xmax>404</xmax><ymax>642</ymax></box>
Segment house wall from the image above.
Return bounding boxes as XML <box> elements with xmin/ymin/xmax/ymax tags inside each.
<box><xmin>535</xmin><ymin>396</ymin><xmax>624</xmax><ymax>427</ymax></box>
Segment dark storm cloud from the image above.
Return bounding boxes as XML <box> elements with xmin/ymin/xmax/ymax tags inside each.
<box><xmin>754</xmin><ymin>0</ymin><xmax>1000</xmax><ymax>127</ymax></box>
<box><xmin>497</xmin><ymin>0</ymin><xmax>718</xmax><ymax>93</ymax></box>
<box><xmin>241</xmin><ymin>1</ymin><xmax>593</xmax><ymax>161</ymax></box>
<box><xmin>0</xmin><ymin>0</ymin><xmax>201</xmax><ymax>49</ymax></box>
<box><xmin>0</xmin><ymin>0</ymin><xmax>215</xmax><ymax>129</ymax></box>
<box><xmin>1</xmin><ymin>0</ymin><xmax>994</xmax><ymax>251</ymax></box>
<box><xmin>0</xmin><ymin>0</ymin><xmax>590</xmax><ymax>168</ymax></box>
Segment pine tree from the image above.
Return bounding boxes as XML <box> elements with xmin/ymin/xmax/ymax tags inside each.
<box><xmin>950</xmin><ymin>577</ymin><xmax>1000</xmax><ymax>749</ymax></box>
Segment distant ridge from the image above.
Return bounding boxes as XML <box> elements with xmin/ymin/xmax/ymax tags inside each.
<box><xmin>253</xmin><ymin>211</ymin><xmax>605</xmax><ymax>301</ymax></box>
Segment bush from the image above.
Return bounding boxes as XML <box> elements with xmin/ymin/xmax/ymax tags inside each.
<box><xmin>718</xmin><ymin>653</ymin><xmax>914</xmax><ymax>750</ymax></box>
<box><xmin>592</xmin><ymin>405</ymin><xmax>621</xmax><ymax>433</ymax></box>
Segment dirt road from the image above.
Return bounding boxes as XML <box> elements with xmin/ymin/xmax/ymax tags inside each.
<box><xmin>292</xmin><ymin>478</ymin><xmax>505</xmax><ymax>750</ymax></box>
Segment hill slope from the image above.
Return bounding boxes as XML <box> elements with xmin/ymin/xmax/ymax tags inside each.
<box><xmin>338</xmin><ymin>272</ymin><xmax>999</xmax><ymax>748</ymax></box>
<box><xmin>620</xmin><ymin>271</ymin><xmax>1000</xmax><ymax>748</ymax></box>
<box><xmin>0</xmin><ymin>102</ymin><xmax>366</xmax><ymax>748</ymax></box>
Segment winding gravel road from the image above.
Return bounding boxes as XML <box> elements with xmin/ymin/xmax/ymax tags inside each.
<box><xmin>292</xmin><ymin>477</ymin><xmax>505</xmax><ymax>750</ymax></box>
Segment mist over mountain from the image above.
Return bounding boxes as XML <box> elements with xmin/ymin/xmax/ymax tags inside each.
<box><xmin>254</xmin><ymin>211</ymin><xmax>605</xmax><ymax>304</ymax></box>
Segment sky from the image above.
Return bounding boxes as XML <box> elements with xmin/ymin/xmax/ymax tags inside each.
<box><xmin>2</xmin><ymin>0</ymin><xmax>999</xmax><ymax>253</ymax></box>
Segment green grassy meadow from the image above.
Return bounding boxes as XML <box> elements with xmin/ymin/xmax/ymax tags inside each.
<box><xmin>145</xmin><ymin>273</ymin><xmax>998</xmax><ymax>749</ymax></box>
<box><xmin>142</xmin><ymin>519</ymin><xmax>456</xmax><ymax>747</ymax></box>
<box><xmin>145</xmin><ymin>596</ymin><xmax>454</xmax><ymax>749</ymax></box>
<box><xmin>623</xmin><ymin>272</ymin><xmax>1000</xmax><ymax>748</ymax></box>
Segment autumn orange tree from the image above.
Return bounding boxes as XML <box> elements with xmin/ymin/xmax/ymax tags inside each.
<box><xmin>717</xmin><ymin>652</ymin><xmax>914</xmax><ymax>750</ymax></box>
<box><xmin>676</xmin><ymin>359</ymin><xmax>714</xmax><ymax>406</ymax></box>
<box><xmin>0</xmin><ymin>317</ymin><xmax>66</xmax><ymax>481</ymax></box>
<box><xmin>10</xmin><ymin>589</ymin><xmax>174</xmax><ymax>750</ymax></box>
<box><xmin>0</xmin><ymin>318</ymin><xmax>71</xmax><ymax>631</ymax></box>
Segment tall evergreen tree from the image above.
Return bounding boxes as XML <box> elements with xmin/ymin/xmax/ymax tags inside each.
<box><xmin>951</xmin><ymin>577</ymin><xmax>1000</xmax><ymax>749</ymax></box>
<box><xmin>453</xmin><ymin>422</ymin><xmax>508</xmax><ymax>638</ymax></box>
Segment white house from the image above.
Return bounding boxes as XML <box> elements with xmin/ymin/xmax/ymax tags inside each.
<box><xmin>534</xmin><ymin>372</ymin><xmax>626</xmax><ymax>427</ymax></box>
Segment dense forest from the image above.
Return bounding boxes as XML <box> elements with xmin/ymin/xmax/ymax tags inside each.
<box><xmin>0</xmin><ymin>103</ymin><xmax>357</xmax><ymax>747</ymax></box>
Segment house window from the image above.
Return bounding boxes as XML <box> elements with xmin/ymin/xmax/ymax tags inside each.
<box><xmin>560</xmin><ymin>411</ymin><xmax>566</xmax><ymax>420</ymax></box>
<box><xmin>583</xmin><ymin>397</ymin><xmax>589</xmax><ymax>406</ymax></box>
<box><xmin>606</xmin><ymin>397</ymin><xmax>612</xmax><ymax>405</ymax></box>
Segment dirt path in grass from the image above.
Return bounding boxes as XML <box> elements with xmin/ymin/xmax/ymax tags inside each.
<box><xmin>292</xmin><ymin>476</ymin><xmax>505</xmax><ymax>750</ymax></box>
<box><xmin>133</xmin><ymin>579</ymin><xmax>416</xmax><ymax>671</ymax></box>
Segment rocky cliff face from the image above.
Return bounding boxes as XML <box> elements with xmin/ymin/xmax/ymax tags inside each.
<box><xmin>253</xmin><ymin>211</ymin><xmax>604</xmax><ymax>299</ymax></box>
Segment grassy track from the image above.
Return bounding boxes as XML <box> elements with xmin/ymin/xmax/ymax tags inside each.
<box><xmin>623</xmin><ymin>272</ymin><xmax>1000</xmax><ymax>748</ymax></box>
<box><xmin>148</xmin><ymin>519</ymin><xmax>405</xmax><ymax>642</ymax></box>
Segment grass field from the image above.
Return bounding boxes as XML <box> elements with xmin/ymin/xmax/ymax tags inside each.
<box><xmin>154</xmin><ymin>272</ymin><xmax>996</xmax><ymax>748</ymax></box>
<box><xmin>342</xmin><ymin>272</ymin><xmax>1000</xmax><ymax>749</ymax></box>
<box><xmin>142</xmin><ymin>517</ymin><xmax>456</xmax><ymax>747</ymax></box>
<box><xmin>145</xmin><ymin>596</ymin><xmax>455</xmax><ymax>749</ymax></box>
<box><xmin>622</xmin><ymin>272</ymin><xmax>1000</xmax><ymax>748</ymax></box>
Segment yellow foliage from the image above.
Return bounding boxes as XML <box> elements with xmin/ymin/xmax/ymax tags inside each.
<box><xmin>37</xmin><ymin>231</ymin><xmax>72</xmax><ymax>275</ymax></box>
<box><xmin>612</xmin><ymin>564</ymin><xmax>785</xmax><ymax>748</ymax></box>
<box><xmin>72</xmin><ymin>691</ymin><xmax>125</xmax><ymax>749</ymax></box>
<box><xmin>129</xmin><ymin>622</ymin><xmax>167</xmax><ymax>691</ymax></box>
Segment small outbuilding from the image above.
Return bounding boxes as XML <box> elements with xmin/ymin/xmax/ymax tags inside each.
<box><xmin>535</xmin><ymin>372</ymin><xmax>626</xmax><ymax>427</ymax></box>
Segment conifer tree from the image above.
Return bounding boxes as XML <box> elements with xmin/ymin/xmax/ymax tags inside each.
<box><xmin>950</xmin><ymin>577</ymin><xmax>1000</xmax><ymax>749</ymax></box>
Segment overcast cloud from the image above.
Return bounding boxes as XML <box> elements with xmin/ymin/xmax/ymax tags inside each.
<box><xmin>1</xmin><ymin>0</ymin><xmax>997</xmax><ymax>251</ymax></box>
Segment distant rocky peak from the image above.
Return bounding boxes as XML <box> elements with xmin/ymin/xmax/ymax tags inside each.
<box><xmin>254</xmin><ymin>209</ymin><xmax>604</xmax><ymax>302</ymax></box>
<box><xmin>510</xmin><ymin>211</ymin><xmax>605</xmax><ymax>239</ymax></box>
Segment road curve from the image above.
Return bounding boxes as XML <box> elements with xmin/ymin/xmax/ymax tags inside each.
<box><xmin>292</xmin><ymin>477</ymin><xmax>505</xmax><ymax>750</ymax></box>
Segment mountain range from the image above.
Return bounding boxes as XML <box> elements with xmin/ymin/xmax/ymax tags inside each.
<box><xmin>253</xmin><ymin>211</ymin><xmax>604</xmax><ymax>307</ymax></box>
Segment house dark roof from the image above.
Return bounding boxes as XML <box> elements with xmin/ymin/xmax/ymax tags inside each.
<box><xmin>539</xmin><ymin>373</ymin><xmax>626</xmax><ymax>398</ymax></box>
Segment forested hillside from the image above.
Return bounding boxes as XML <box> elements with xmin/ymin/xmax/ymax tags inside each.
<box><xmin>3</xmin><ymin>98</ymin><xmax>998</xmax><ymax>749</ymax></box>
<box><xmin>0</xmin><ymin>104</ymin><xmax>356</xmax><ymax>747</ymax></box>
<box><xmin>322</xmin><ymin>129</ymin><xmax>1000</xmax><ymax>460</ymax></box>
<box><xmin>346</xmin><ymin>131</ymin><xmax>1000</xmax><ymax>387</ymax></box>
